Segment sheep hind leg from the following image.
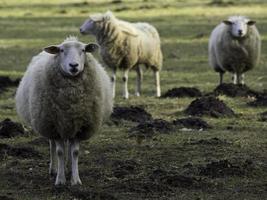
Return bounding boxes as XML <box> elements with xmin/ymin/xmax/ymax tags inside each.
<box><xmin>233</xmin><ymin>73</ymin><xmax>238</xmax><ymax>84</ymax></box>
<box><xmin>122</xmin><ymin>69</ymin><xmax>129</xmax><ymax>99</ymax></box>
<box><xmin>219</xmin><ymin>72</ymin><xmax>224</xmax><ymax>85</ymax></box>
<box><xmin>49</xmin><ymin>140</ymin><xmax>57</xmax><ymax>176</ymax></box>
<box><xmin>135</xmin><ymin>65</ymin><xmax>143</xmax><ymax>97</ymax></box>
<box><xmin>55</xmin><ymin>140</ymin><xmax>66</xmax><ymax>185</ymax></box>
<box><xmin>154</xmin><ymin>70</ymin><xmax>161</xmax><ymax>97</ymax></box>
<box><xmin>241</xmin><ymin>73</ymin><xmax>245</xmax><ymax>85</ymax></box>
<box><xmin>111</xmin><ymin>69</ymin><xmax>116</xmax><ymax>98</ymax></box>
<box><xmin>70</xmin><ymin>139</ymin><xmax>82</xmax><ymax>185</ymax></box>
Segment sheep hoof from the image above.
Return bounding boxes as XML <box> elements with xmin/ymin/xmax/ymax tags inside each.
<box><xmin>71</xmin><ymin>177</ymin><xmax>82</xmax><ymax>186</ymax></box>
<box><xmin>135</xmin><ymin>92</ymin><xmax>140</xmax><ymax>97</ymax></box>
<box><xmin>49</xmin><ymin>169</ymin><xmax>57</xmax><ymax>177</ymax></box>
<box><xmin>55</xmin><ymin>177</ymin><xmax>66</xmax><ymax>185</ymax></box>
<box><xmin>123</xmin><ymin>94</ymin><xmax>129</xmax><ymax>99</ymax></box>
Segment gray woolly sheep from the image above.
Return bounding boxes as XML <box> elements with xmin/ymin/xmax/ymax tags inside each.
<box><xmin>208</xmin><ymin>16</ymin><xmax>261</xmax><ymax>85</ymax></box>
<box><xmin>15</xmin><ymin>37</ymin><xmax>113</xmax><ymax>185</ymax></box>
<box><xmin>80</xmin><ymin>11</ymin><xmax>163</xmax><ymax>99</ymax></box>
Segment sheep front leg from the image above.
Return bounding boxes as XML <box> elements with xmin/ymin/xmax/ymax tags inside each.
<box><xmin>240</xmin><ymin>73</ymin><xmax>245</xmax><ymax>85</ymax></box>
<box><xmin>111</xmin><ymin>69</ymin><xmax>116</xmax><ymax>98</ymax></box>
<box><xmin>135</xmin><ymin>65</ymin><xmax>143</xmax><ymax>97</ymax></box>
<box><xmin>219</xmin><ymin>72</ymin><xmax>224</xmax><ymax>85</ymax></box>
<box><xmin>154</xmin><ymin>70</ymin><xmax>161</xmax><ymax>97</ymax></box>
<box><xmin>233</xmin><ymin>73</ymin><xmax>237</xmax><ymax>84</ymax></box>
<box><xmin>55</xmin><ymin>140</ymin><xmax>66</xmax><ymax>185</ymax></box>
<box><xmin>122</xmin><ymin>69</ymin><xmax>129</xmax><ymax>99</ymax></box>
<box><xmin>49</xmin><ymin>140</ymin><xmax>57</xmax><ymax>176</ymax></box>
<box><xmin>70</xmin><ymin>139</ymin><xmax>82</xmax><ymax>185</ymax></box>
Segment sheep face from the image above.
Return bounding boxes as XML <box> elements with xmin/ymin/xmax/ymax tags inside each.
<box><xmin>223</xmin><ymin>16</ymin><xmax>256</xmax><ymax>38</ymax></box>
<box><xmin>80</xmin><ymin>11</ymin><xmax>114</xmax><ymax>35</ymax></box>
<box><xmin>44</xmin><ymin>42</ymin><xmax>99</xmax><ymax>77</ymax></box>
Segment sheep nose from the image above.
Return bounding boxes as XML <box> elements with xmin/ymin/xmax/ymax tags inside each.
<box><xmin>69</xmin><ymin>63</ymin><xmax>78</xmax><ymax>68</ymax></box>
<box><xmin>80</xmin><ymin>28</ymin><xmax>85</xmax><ymax>34</ymax></box>
<box><xmin>238</xmin><ymin>30</ymin><xmax>243</xmax><ymax>36</ymax></box>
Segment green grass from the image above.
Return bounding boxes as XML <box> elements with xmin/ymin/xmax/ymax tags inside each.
<box><xmin>0</xmin><ymin>0</ymin><xmax>267</xmax><ymax>199</ymax></box>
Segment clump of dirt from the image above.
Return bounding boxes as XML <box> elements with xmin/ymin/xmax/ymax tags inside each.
<box><xmin>248</xmin><ymin>95</ymin><xmax>267</xmax><ymax>107</ymax></box>
<box><xmin>129</xmin><ymin>119</ymin><xmax>174</xmax><ymax>139</ymax></box>
<box><xmin>0</xmin><ymin>143</ymin><xmax>41</xmax><ymax>160</ymax></box>
<box><xmin>111</xmin><ymin>106</ymin><xmax>153</xmax><ymax>123</ymax></box>
<box><xmin>69</xmin><ymin>187</ymin><xmax>117</xmax><ymax>200</ymax></box>
<box><xmin>0</xmin><ymin>118</ymin><xmax>25</xmax><ymax>138</ymax></box>
<box><xmin>27</xmin><ymin>137</ymin><xmax>48</xmax><ymax>146</ymax></box>
<box><xmin>112</xmin><ymin>159</ymin><xmax>139</xmax><ymax>179</ymax></box>
<box><xmin>259</xmin><ymin>111</ymin><xmax>267</xmax><ymax>121</ymax></box>
<box><xmin>199</xmin><ymin>159</ymin><xmax>254</xmax><ymax>178</ymax></box>
<box><xmin>185</xmin><ymin>96</ymin><xmax>235</xmax><ymax>118</ymax></box>
<box><xmin>0</xmin><ymin>76</ymin><xmax>20</xmax><ymax>88</ymax></box>
<box><xmin>149</xmin><ymin>169</ymin><xmax>203</xmax><ymax>188</ymax></box>
<box><xmin>173</xmin><ymin>117</ymin><xmax>211</xmax><ymax>130</ymax></box>
<box><xmin>162</xmin><ymin>87</ymin><xmax>202</xmax><ymax>98</ymax></box>
<box><xmin>187</xmin><ymin>137</ymin><xmax>230</xmax><ymax>145</ymax></box>
<box><xmin>0</xmin><ymin>196</ymin><xmax>15</xmax><ymax>200</ymax></box>
<box><xmin>213</xmin><ymin>83</ymin><xmax>259</xmax><ymax>97</ymax></box>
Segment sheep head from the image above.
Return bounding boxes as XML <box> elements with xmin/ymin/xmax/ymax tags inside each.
<box><xmin>223</xmin><ymin>16</ymin><xmax>256</xmax><ymax>38</ymax></box>
<box><xmin>44</xmin><ymin>38</ymin><xmax>99</xmax><ymax>77</ymax></box>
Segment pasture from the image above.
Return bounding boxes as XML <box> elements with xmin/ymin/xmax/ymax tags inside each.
<box><xmin>0</xmin><ymin>0</ymin><xmax>267</xmax><ymax>199</ymax></box>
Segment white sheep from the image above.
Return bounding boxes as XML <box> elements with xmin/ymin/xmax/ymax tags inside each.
<box><xmin>80</xmin><ymin>11</ymin><xmax>163</xmax><ymax>99</ymax></box>
<box><xmin>208</xmin><ymin>16</ymin><xmax>261</xmax><ymax>85</ymax></box>
<box><xmin>15</xmin><ymin>36</ymin><xmax>113</xmax><ymax>185</ymax></box>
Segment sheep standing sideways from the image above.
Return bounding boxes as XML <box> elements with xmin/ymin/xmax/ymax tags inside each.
<box><xmin>209</xmin><ymin>16</ymin><xmax>261</xmax><ymax>85</ymax></box>
<box><xmin>80</xmin><ymin>11</ymin><xmax>163</xmax><ymax>99</ymax></box>
<box><xmin>15</xmin><ymin>37</ymin><xmax>113</xmax><ymax>185</ymax></box>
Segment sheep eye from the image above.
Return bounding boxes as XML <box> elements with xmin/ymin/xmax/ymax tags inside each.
<box><xmin>60</xmin><ymin>49</ymin><xmax>64</xmax><ymax>53</ymax></box>
<box><xmin>82</xmin><ymin>49</ymin><xmax>85</xmax><ymax>52</ymax></box>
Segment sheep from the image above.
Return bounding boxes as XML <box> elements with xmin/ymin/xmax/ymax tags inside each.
<box><xmin>15</xmin><ymin>36</ymin><xmax>113</xmax><ymax>186</ymax></box>
<box><xmin>208</xmin><ymin>16</ymin><xmax>261</xmax><ymax>85</ymax></box>
<box><xmin>80</xmin><ymin>11</ymin><xmax>163</xmax><ymax>99</ymax></box>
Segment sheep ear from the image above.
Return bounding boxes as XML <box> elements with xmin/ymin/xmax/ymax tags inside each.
<box><xmin>104</xmin><ymin>10</ymin><xmax>114</xmax><ymax>21</ymax></box>
<box><xmin>85</xmin><ymin>43</ymin><xmax>99</xmax><ymax>53</ymax></box>
<box><xmin>90</xmin><ymin>13</ymin><xmax>104</xmax><ymax>22</ymax></box>
<box><xmin>247</xmin><ymin>20</ymin><xmax>256</xmax><ymax>26</ymax></box>
<box><xmin>43</xmin><ymin>46</ymin><xmax>60</xmax><ymax>54</ymax></box>
<box><xmin>223</xmin><ymin>20</ymin><xmax>233</xmax><ymax>25</ymax></box>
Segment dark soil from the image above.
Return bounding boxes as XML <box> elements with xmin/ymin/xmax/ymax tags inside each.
<box><xmin>27</xmin><ymin>137</ymin><xmax>48</xmax><ymax>146</ymax></box>
<box><xmin>213</xmin><ymin>83</ymin><xmax>259</xmax><ymax>97</ymax></box>
<box><xmin>111</xmin><ymin>106</ymin><xmax>153</xmax><ymax>123</ymax></box>
<box><xmin>199</xmin><ymin>159</ymin><xmax>254</xmax><ymax>178</ymax></box>
<box><xmin>69</xmin><ymin>187</ymin><xmax>118</xmax><ymax>200</ymax></box>
<box><xmin>112</xmin><ymin>159</ymin><xmax>140</xmax><ymax>179</ymax></box>
<box><xmin>0</xmin><ymin>76</ymin><xmax>20</xmax><ymax>88</ymax></box>
<box><xmin>173</xmin><ymin>117</ymin><xmax>211</xmax><ymax>130</ymax></box>
<box><xmin>0</xmin><ymin>196</ymin><xmax>15</xmax><ymax>200</ymax></box>
<box><xmin>0</xmin><ymin>143</ymin><xmax>41</xmax><ymax>160</ymax></box>
<box><xmin>129</xmin><ymin>119</ymin><xmax>174</xmax><ymax>138</ymax></box>
<box><xmin>162</xmin><ymin>87</ymin><xmax>202</xmax><ymax>98</ymax></box>
<box><xmin>187</xmin><ymin>137</ymin><xmax>230</xmax><ymax>145</ymax></box>
<box><xmin>185</xmin><ymin>96</ymin><xmax>235</xmax><ymax>118</ymax></box>
<box><xmin>149</xmin><ymin>168</ymin><xmax>203</xmax><ymax>188</ymax></box>
<box><xmin>0</xmin><ymin>118</ymin><xmax>25</xmax><ymax>138</ymax></box>
<box><xmin>248</xmin><ymin>95</ymin><xmax>267</xmax><ymax>107</ymax></box>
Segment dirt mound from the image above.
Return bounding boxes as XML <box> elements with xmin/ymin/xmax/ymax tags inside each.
<box><xmin>0</xmin><ymin>143</ymin><xmax>41</xmax><ymax>160</ymax></box>
<box><xmin>0</xmin><ymin>118</ymin><xmax>25</xmax><ymax>138</ymax></box>
<box><xmin>129</xmin><ymin>119</ymin><xmax>174</xmax><ymax>139</ymax></box>
<box><xmin>248</xmin><ymin>95</ymin><xmax>267</xmax><ymax>107</ymax></box>
<box><xmin>185</xmin><ymin>96</ymin><xmax>235</xmax><ymax>118</ymax></box>
<box><xmin>199</xmin><ymin>159</ymin><xmax>254</xmax><ymax>178</ymax></box>
<box><xmin>213</xmin><ymin>83</ymin><xmax>259</xmax><ymax>97</ymax></box>
<box><xmin>111</xmin><ymin>106</ymin><xmax>153</xmax><ymax>123</ymax></box>
<box><xmin>0</xmin><ymin>76</ymin><xmax>20</xmax><ymax>88</ymax></box>
<box><xmin>173</xmin><ymin>117</ymin><xmax>211</xmax><ymax>130</ymax></box>
<box><xmin>162</xmin><ymin>87</ymin><xmax>202</xmax><ymax>98</ymax></box>
<box><xmin>187</xmin><ymin>137</ymin><xmax>229</xmax><ymax>145</ymax></box>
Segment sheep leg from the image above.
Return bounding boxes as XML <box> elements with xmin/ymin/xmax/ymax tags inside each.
<box><xmin>219</xmin><ymin>72</ymin><xmax>224</xmax><ymax>85</ymax></box>
<box><xmin>49</xmin><ymin>139</ymin><xmax>57</xmax><ymax>176</ymax></box>
<box><xmin>70</xmin><ymin>139</ymin><xmax>82</xmax><ymax>185</ymax></box>
<box><xmin>135</xmin><ymin>65</ymin><xmax>143</xmax><ymax>96</ymax></box>
<box><xmin>241</xmin><ymin>73</ymin><xmax>245</xmax><ymax>85</ymax></box>
<box><xmin>55</xmin><ymin>140</ymin><xmax>66</xmax><ymax>185</ymax></box>
<box><xmin>233</xmin><ymin>73</ymin><xmax>238</xmax><ymax>84</ymax></box>
<box><xmin>111</xmin><ymin>69</ymin><xmax>116</xmax><ymax>98</ymax></box>
<box><xmin>122</xmin><ymin>69</ymin><xmax>129</xmax><ymax>99</ymax></box>
<box><xmin>154</xmin><ymin>70</ymin><xmax>161</xmax><ymax>97</ymax></box>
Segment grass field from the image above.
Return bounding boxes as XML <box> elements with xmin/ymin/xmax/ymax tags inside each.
<box><xmin>0</xmin><ymin>0</ymin><xmax>267</xmax><ymax>199</ymax></box>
